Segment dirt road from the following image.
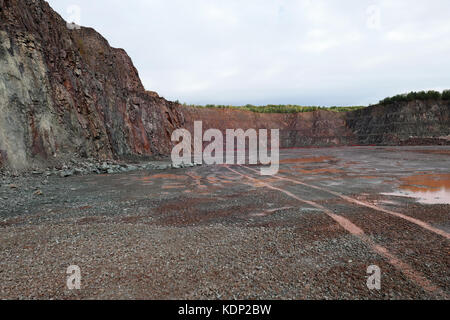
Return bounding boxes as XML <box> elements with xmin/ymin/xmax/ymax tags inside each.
<box><xmin>0</xmin><ymin>146</ymin><xmax>449</xmax><ymax>299</ymax></box>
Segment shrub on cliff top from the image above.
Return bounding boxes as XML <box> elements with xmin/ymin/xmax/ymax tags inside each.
<box><xmin>188</xmin><ymin>104</ymin><xmax>364</xmax><ymax>113</ymax></box>
<box><xmin>379</xmin><ymin>90</ymin><xmax>445</xmax><ymax>105</ymax></box>
<box><xmin>442</xmin><ymin>90</ymin><xmax>450</xmax><ymax>100</ymax></box>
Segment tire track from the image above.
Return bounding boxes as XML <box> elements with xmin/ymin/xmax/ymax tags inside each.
<box><xmin>242</xmin><ymin>165</ymin><xmax>450</xmax><ymax>240</ymax></box>
<box><xmin>224</xmin><ymin>165</ymin><xmax>447</xmax><ymax>298</ymax></box>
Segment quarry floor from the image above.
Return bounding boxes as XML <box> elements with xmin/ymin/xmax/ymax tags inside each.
<box><xmin>0</xmin><ymin>146</ymin><xmax>449</xmax><ymax>300</ymax></box>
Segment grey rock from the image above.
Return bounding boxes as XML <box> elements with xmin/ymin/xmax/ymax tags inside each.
<box><xmin>60</xmin><ymin>170</ymin><xmax>74</xmax><ymax>177</ymax></box>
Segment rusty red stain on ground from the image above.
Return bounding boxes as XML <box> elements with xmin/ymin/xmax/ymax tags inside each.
<box><xmin>403</xmin><ymin>149</ymin><xmax>450</xmax><ymax>155</ymax></box>
<box><xmin>382</xmin><ymin>173</ymin><xmax>450</xmax><ymax>205</ymax></box>
<box><xmin>186</xmin><ymin>172</ymin><xmax>208</xmax><ymax>189</ymax></box>
<box><xmin>136</xmin><ymin>173</ymin><xmax>188</xmax><ymax>182</ymax></box>
<box><xmin>162</xmin><ymin>184</ymin><xmax>184</xmax><ymax>190</ymax></box>
<box><xmin>294</xmin><ymin>168</ymin><xmax>344</xmax><ymax>174</ymax></box>
<box><xmin>242</xmin><ymin>165</ymin><xmax>450</xmax><ymax>240</ymax></box>
<box><xmin>226</xmin><ymin>165</ymin><xmax>448</xmax><ymax>298</ymax></box>
<box><xmin>279</xmin><ymin>156</ymin><xmax>334</xmax><ymax>164</ymax></box>
<box><xmin>399</xmin><ymin>174</ymin><xmax>450</xmax><ymax>192</ymax></box>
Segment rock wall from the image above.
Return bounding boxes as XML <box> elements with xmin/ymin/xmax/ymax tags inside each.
<box><xmin>0</xmin><ymin>0</ymin><xmax>449</xmax><ymax>170</ymax></box>
<box><xmin>346</xmin><ymin>100</ymin><xmax>450</xmax><ymax>145</ymax></box>
<box><xmin>0</xmin><ymin>0</ymin><xmax>185</xmax><ymax>169</ymax></box>
<box><xmin>181</xmin><ymin>107</ymin><xmax>356</xmax><ymax>148</ymax></box>
<box><xmin>179</xmin><ymin>101</ymin><xmax>450</xmax><ymax>148</ymax></box>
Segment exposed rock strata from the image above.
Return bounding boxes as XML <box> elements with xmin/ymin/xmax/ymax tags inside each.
<box><xmin>0</xmin><ymin>0</ymin><xmax>449</xmax><ymax>170</ymax></box>
<box><xmin>181</xmin><ymin>107</ymin><xmax>356</xmax><ymax>148</ymax></box>
<box><xmin>346</xmin><ymin>100</ymin><xmax>450</xmax><ymax>145</ymax></box>
<box><xmin>0</xmin><ymin>0</ymin><xmax>184</xmax><ymax>169</ymax></box>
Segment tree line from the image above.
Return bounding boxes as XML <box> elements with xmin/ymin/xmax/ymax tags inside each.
<box><xmin>379</xmin><ymin>90</ymin><xmax>450</xmax><ymax>105</ymax></box>
<box><xmin>179</xmin><ymin>89</ymin><xmax>450</xmax><ymax>114</ymax></box>
<box><xmin>184</xmin><ymin>104</ymin><xmax>365</xmax><ymax>113</ymax></box>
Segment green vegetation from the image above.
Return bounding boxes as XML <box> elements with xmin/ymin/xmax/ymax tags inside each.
<box><xmin>185</xmin><ymin>104</ymin><xmax>365</xmax><ymax>114</ymax></box>
<box><xmin>379</xmin><ymin>90</ymin><xmax>447</xmax><ymax>105</ymax></box>
<box><xmin>182</xmin><ymin>89</ymin><xmax>450</xmax><ymax>113</ymax></box>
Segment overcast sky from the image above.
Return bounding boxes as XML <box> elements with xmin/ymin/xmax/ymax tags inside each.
<box><xmin>47</xmin><ymin>0</ymin><xmax>450</xmax><ymax>106</ymax></box>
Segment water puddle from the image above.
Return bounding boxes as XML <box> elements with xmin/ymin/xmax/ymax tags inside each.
<box><xmin>382</xmin><ymin>174</ymin><xmax>450</xmax><ymax>205</ymax></box>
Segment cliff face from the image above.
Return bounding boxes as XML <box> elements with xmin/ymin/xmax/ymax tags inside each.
<box><xmin>182</xmin><ymin>101</ymin><xmax>450</xmax><ymax>148</ymax></box>
<box><xmin>0</xmin><ymin>0</ymin><xmax>449</xmax><ymax>170</ymax></box>
<box><xmin>346</xmin><ymin>100</ymin><xmax>450</xmax><ymax>145</ymax></box>
<box><xmin>0</xmin><ymin>0</ymin><xmax>185</xmax><ymax>169</ymax></box>
<box><xmin>182</xmin><ymin>107</ymin><xmax>356</xmax><ymax>148</ymax></box>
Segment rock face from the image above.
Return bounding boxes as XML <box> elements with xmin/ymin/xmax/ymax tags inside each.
<box><xmin>0</xmin><ymin>0</ymin><xmax>449</xmax><ymax>170</ymax></box>
<box><xmin>0</xmin><ymin>0</ymin><xmax>184</xmax><ymax>169</ymax></box>
<box><xmin>181</xmin><ymin>102</ymin><xmax>450</xmax><ymax>148</ymax></box>
<box><xmin>346</xmin><ymin>100</ymin><xmax>450</xmax><ymax>145</ymax></box>
<box><xmin>182</xmin><ymin>107</ymin><xmax>356</xmax><ymax>148</ymax></box>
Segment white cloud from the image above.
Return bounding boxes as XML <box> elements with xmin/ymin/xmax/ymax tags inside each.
<box><xmin>386</xmin><ymin>22</ymin><xmax>450</xmax><ymax>42</ymax></box>
<box><xmin>300</xmin><ymin>29</ymin><xmax>361</xmax><ymax>53</ymax></box>
<box><xmin>47</xmin><ymin>0</ymin><xmax>450</xmax><ymax>106</ymax></box>
<box><xmin>202</xmin><ymin>4</ymin><xmax>239</xmax><ymax>27</ymax></box>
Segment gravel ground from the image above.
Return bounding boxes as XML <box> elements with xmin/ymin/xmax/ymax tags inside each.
<box><xmin>0</xmin><ymin>146</ymin><xmax>449</xmax><ymax>299</ymax></box>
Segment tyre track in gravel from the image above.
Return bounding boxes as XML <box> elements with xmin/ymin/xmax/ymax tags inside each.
<box><xmin>224</xmin><ymin>165</ymin><xmax>448</xmax><ymax>298</ymax></box>
<box><xmin>239</xmin><ymin>166</ymin><xmax>450</xmax><ymax>294</ymax></box>
<box><xmin>242</xmin><ymin>165</ymin><xmax>450</xmax><ymax>240</ymax></box>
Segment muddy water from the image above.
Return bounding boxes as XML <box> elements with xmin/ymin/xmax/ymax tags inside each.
<box><xmin>384</xmin><ymin>174</ymin><xmax>450</xmax><ymax>205</ymax></box>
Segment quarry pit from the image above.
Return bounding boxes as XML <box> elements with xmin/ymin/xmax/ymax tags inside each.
<box><xmin>0</xmin><ymin>0</ymin><xmax>449</xmax><ymax>301</ymax></box>
<box><xmin>1</xmin><ymin>146</ymin><xmax>448</xmax><ymax>299</ymax></box>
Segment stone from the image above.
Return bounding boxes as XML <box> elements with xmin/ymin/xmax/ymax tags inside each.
<box><xmin>60</xmin><ymin>170</ymin><xmax>74</xmax><ymax>178</ymax></box>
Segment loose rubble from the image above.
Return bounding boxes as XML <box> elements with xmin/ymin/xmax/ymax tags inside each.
<box><xmin>0</xmin><ymin>158</ymin><xmax>202</xmax><ymax>179</ymax></box>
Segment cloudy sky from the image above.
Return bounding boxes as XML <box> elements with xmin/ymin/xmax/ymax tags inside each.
<box><xmin>47</xmin><ymin>0</ymin><xmax>450</xmax><ymax>106</ymax></box>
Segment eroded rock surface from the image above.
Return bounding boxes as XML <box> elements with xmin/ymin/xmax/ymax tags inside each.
<box><xmin>182</xmin><ymin>107</ymin><xmax>356</xmax><ymax>148</ymax></box>
<box><xmin>1</xmin><ymin>0</ymin><xmax>449</xmax><ymax>170</ymax></box>
<box><xmin>0</xmin><ymin>0</ymin><xmax>184</xmax><ymax>170</ymax></box>
<box><xmin>346</xmin><ymin>100</ymin><xmax>450</xmax><ymax>145</ymax></box>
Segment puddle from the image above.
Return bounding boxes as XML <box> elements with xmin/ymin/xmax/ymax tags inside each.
<box><xmin>324</xmin><ymin>181</ymin><xmax>343</xmax><ymax>187</ymax></box>
<box><xmin>382</xmin><ymin>174</ymin><xmax>450</xmax><ymax>204</ymax></box>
